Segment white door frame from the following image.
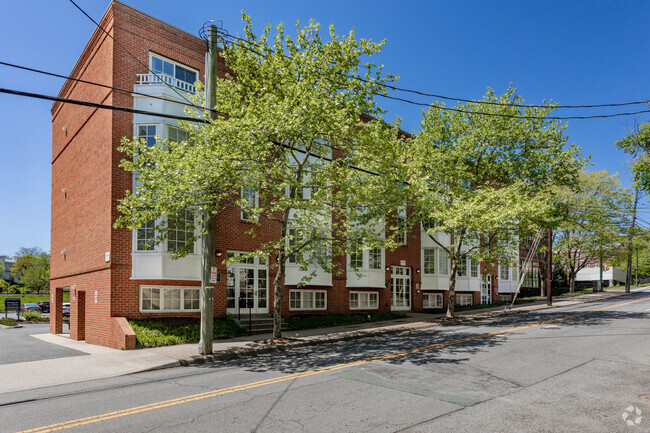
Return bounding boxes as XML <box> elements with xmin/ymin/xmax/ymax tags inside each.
<box><xmin>391</xmin><ymin>266</ymin><xmax>412</xmax><ymax>311</ymax></box>
<box><xmin>481</xmin><ymin>274</ymin><xmax>492</xmax><ymax>305</ymax></box>
<box><xmin>226</xmin><ymin>263</ymin><xmax>269</xmax><ymax>314</ymax></box>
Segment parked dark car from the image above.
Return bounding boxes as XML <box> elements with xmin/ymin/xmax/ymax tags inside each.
<box><xmin>62</xmin><ymin>303</ymin><xmax>70</xmax><ymax>317</ymax></box>
<box><xmin>38</xmin><ymin>301</ymin><xmax>50</xmax><ymax>313</ymax></box>
<box><xmin>20</xmin><ymin>303</ymin><xmax>41</xmax><ymax>312</ymax></box>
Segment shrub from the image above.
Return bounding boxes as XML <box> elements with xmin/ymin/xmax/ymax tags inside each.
<box><xmin>0</xmin><ymin>280</ymin><xmax>9</xmax><ymax>293</ymax></box>
<box><xmin>129</xmin><ymin>318</ymin><xmax>247</xmax><ymax>348</ymax></box>
<box><xmin>21</xmin><ymin>310</ymin><xmax>43</xmax><ymax>321</ymax></box>
<box><xmin>0</xmin><ymin>318</ymin><xmax>17</xmax><ymax>326</ymax></box>
<box><xmin>8</xmin><ymin>285</ymin><xmax>22</xmax><ymax>294</ymax></box>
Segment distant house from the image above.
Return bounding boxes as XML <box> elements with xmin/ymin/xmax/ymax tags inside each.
<box><xmin>575</xmin><ymin>261</ymin><xmax>626</xmax><ymax>288</ymax></box>
<box><xmin>0</xmin><ymin>256</ymin><xmax>19</xmax><ymax>283</ymax></box>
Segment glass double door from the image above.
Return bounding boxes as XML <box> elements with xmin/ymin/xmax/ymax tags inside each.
<box><xmin>391</xmin><ymin>266</ymin><xmax>411</xmax><ymax>310</ymax></box>
<box><xmin>481</xmin><ymin>274</ymin><xmax>492</xmax><ymax>304</ymax></box>
<box><xmin>226</xmin><ymin>266</ymin><xmax>268</xmax><ymax>314</ymax></box>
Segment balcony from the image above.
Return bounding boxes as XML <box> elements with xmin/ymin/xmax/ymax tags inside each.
<box><xmin>136</xmin><ymin>73</ymin><xmax>196</xmax><ymax>94</ymax></box>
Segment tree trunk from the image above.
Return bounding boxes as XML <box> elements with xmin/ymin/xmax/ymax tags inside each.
<box><xmin>272</xmin><ymin>260</ymin><xmax>285</xmax><ymax>338</ymax></box>
<box><xmin>273</xmin><ymin>219</ymin><xmax>289</xmax><ymax>338</ymax></box>
<box><xmin>569</xmin><ymin>272</ymin><xmax>576</xmax><ymax>293</ymax></box>
<box><xmin>447</xmin><ymin>261</ymin><xmax>457</xmax><ymax>318</ymax></box>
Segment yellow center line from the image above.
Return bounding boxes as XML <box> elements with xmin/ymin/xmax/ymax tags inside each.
<box><xmin>16</xmin><ymin>296</ymin><xmax>650</xmax><ymax>433</ymax></box>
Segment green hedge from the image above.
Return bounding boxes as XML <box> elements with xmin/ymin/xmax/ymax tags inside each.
<box><xmin>129</xmin><ymin>318</ymin><xmax>247</xmax><ymax>348</ymax></box>
<box><xmin>285</xmin><ymin>312</ymin><xmax>406</xmax><ymax>330</ymax></box>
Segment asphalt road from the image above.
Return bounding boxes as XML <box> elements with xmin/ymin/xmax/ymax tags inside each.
<box><xmin>0</xmin><ymin>323</ymin><xmax>82</xmax><ymax>366</ymax></box>
<box><xmin>1</xmin><ymin>290</ymin><xmax>648</xmax><ymax>433</ymax></box>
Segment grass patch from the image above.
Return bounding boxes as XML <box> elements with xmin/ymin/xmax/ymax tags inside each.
<box><xmin>0</xmin><ymin>318</ymin><xmax>17</xmax><ymax>326</ymax></box>
<box><xmin>129</xmin><ymin>318</ymin><xmax>247</xmax><ymax>348</ymax></box>
<box><xmin>0</xmin><ymin>293</ymin><xmax>69</xmax><ymax>312</ymax></box>
<box><xmin>285</xmin><ymin>312</ymin><xmax>406</xmax><ymax>331</ymax></box>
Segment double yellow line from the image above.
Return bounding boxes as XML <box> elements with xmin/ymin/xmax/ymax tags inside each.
<box><xmin>17</xmin><ymin>296</ymin><xmax>649</xmax><ymax>433</ymax></box>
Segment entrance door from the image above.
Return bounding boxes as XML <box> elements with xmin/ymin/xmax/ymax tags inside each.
<box><xmin>481</xmin><ymin>274</ymin><xmax>492</xmax><ymax>304</ymax></box>
<box><xmin>391</xmin><ymin>266</ymin><xmax>411</xmax><ymax>310</ymax></box>
<box><xmin>226</xmin><ymin>263</ymin><xmax>268</xmax><ymax>314</ymax></box>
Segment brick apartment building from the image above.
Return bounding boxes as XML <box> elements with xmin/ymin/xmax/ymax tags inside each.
<box><xmin>50</xmin><ymin>1</ymin><xmax>537</xmax><ymax>349</ymax></box>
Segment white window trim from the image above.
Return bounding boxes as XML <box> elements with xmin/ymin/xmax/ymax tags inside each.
<box><xmin>349</xmin><ymin>291</ymin><xmax>379</xmax><ymax>310</ymax></box>
<box><xmin>423</xmin><ymin>292</ymin><xmax>443</xmax><ymax>308</ymax></box>
<box><xmin>139</xmin><ymin>285</ymin><xmax>200</xmax><ymax>313</ymax></box>
<box><xmin>166</xmin><ymin>209</ymin><xmax>197</xmax><ymax>255</ymax></box>
<box><xmin>289</xmin><ymin>289</ymin><xmax>327</xmax><ymax>311</ymax></box>
<box><xmin>149</xmin><ymin>52</ymin><xmax>199</xmax><ymax>82</ymax></box>
<box><xmin>456</xmin><ymin>293</ymin><xmax>473</xmax><ymax>306</ymax></box>
<box><xmin>241</xmin><ymin>188</ymin><xmax>259</xmax><ymax>222</ymax></box>
<box><xmin>347</xmin><ymin>247</ymin><xmax>385</xmax><ymax>272</ymax></box>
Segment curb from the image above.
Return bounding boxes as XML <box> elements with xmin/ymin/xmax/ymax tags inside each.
<box><xmin>150</xmin><ymin>290</ymin><xmax>635</xmax><ymax>370</ymax></box>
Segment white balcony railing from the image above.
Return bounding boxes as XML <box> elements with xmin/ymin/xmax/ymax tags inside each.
<box><xmin>136</xmin><ymin>73</ymin><xmax>196</xmax><ymax>94</ymax></box>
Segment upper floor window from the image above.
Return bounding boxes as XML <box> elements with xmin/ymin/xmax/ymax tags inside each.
<box><xmin>470</xmin><ymin>258</ymin><xmax>479</xmax><ymax>278</ymax></box>
<box><xmin>397</xmin><ymin>216</ymin><xmax>407</xmax><ymax>245</ymax></box>
<box><xmin>151</xmin><ymin>55</ymin><xmax>197</xmax><ymax>88</ymax></box>
<box><xmin>241</xmin><ymin>188</ymin><xmax>258</xmax><ymax>222</ymax></box>
<box><xmin>136</xmin><ymin>220</ymin><xmax>156</xmax><ymax>251</ymax></box>
<box><xmin>456</xmin><ymin>257</ymin><xmax>468</xmax><ymax>277</ymax></box>
<box><xmin>348</xmin><ymin>247</ymin><xmax>384</xmax><ymax>271</ymax></box>
<box><xmin>168</xmin><ymin>126</ymin><xmax>188</xmax><ymax>143</ymax></box>
<box><xmin>167</xmin><ymin>209</ymin><xmax>195</xmax><ymax>253</ymax></box>
<box><xmin>500</xmin><ymin>265</ymin><xmax>510</xmax><ymax>281</ymax></box>
<box><xmin>137</xmin><ymin>125</ymin><xmax>157</xmax><ymax>147</ymax></box>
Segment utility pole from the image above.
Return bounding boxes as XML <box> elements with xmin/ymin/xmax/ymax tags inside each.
<box><xmin>199</xmin><ymin>25</ymin><xmax>219</xmax><ymax>355</ymax></box>
<box><xmin>634</xmin><ymin>245</ymin><xmax>639</xmax><ymax>289</ymax></box>
<box><xmin>599</xmin><ymin>247</ymin><xmax>603</xmax><ymax>292</ymax></box>
<box><xmin>625</xmin><ymin>186</ymin><xmax>638</xmax><ymax>294</ymax></box>
<box><xmin>547</xmin><ymin>228</ymin><xmax>552</xmax><ymax>306</ymax></box>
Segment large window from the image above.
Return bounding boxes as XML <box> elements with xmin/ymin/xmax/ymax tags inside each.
<box><xmin>136</xmin><ymin>220</ymin><xmax>156</xmax><ymax>251</ymax></box>
<box><xmin>500</xmin><ymin>265</ymin><xmax>510</xmax><ymax>281</ymax></box>
<box><xmin>350</xmin><ymin>291</ymin><xmax>379</xmax><ymax>310</ymax></box>
<box><xmin>151</xmin><ymin>54</ymin><xmax>197</xmax><ymax>88</ymax></box>
<box><xmin>289</xmin><ymin>290</ymin><xmax>327</xmax><ymax>310</ymax></box>
<box><xmin>348</xmin><ymin>247</ymin><xmax>384</xmax><ymax>271</ymax></box>
<box><xmin>167</xmin><ymin>209</ymin><xmax>194</xmax><ymax>253</ymax></box>
<box><xmin>368</xmin><ymin>247</ymin><xmax>382</xmax><ymax>270</ymax></box>
<box><xmin>168</xmin><ymin>125</ymin><xmax>188</xmax><ymax>143</ymax></box>
<box><xmin>521</xmin><ymin>260</ymin><xmax>540</xmax><ymax>288</ymax></box>
<box><xmin>423</xmin><ymin>249</ymin><xmax>436</xmax><ymax>274</ymax></box>
<box><xmin>456</xmin><ymin>258</ymin><xmax>468</xmax><ymax>277</ymax></box>
<box><xmin>137</xmin><ymin>125</ymin><xmax>157</xmax><ymax>147</ymax></box>
<box><xmin>438</xmin><ymin>249</ymin><xmax>449</xmax><ymax>275</ymax></box>
<box><xmin>455</xmin><ymin>294</ymin><xmax>473</xmax><ymax>306</ymax></box>
<box><xmin>423</xmin><ymin>293</ymin><xmax>443</xmax><ymax>308</ymax></box>
<box><xmin>241</xmin><ymin>188</ymin><xmax>258</xmax><ymax>221</ymax></box>
<box><xmin>470</xmin><ymin>258</ymin><xmax>479</xmax><ymax>278</ymax></box>
<box><xmin>397</xmin><ymin>216</ymin><xmax>407</xmax><ymax>245</ymax></box>
<box><xmin>140</xmin><ymin>286</ymin><xmax>200</xmax><ymax>312</ymax></box>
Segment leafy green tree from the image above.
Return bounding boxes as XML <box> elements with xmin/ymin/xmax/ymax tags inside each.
<box><xmin>616</xmin><ymin>122</ymin><xmax>650</xmax><ymax>192</ymax></box>
<box><xmin>0</xmin><ymin>260</ymin><xmax>5</xmax><ymax>280</ymax></box>
<box><xmin>116</xmin><ymin>14</ymin><xmax>410</xmax><ymax>337</ymax></box>
<box><xmin>21</xmin><ymin>253</ymin><xmax>50</xmax><ymax>295</ymax></box>
<box><xmin>553</xmin><ymin>170</ymin><xmax>632</xmax><ymax>292</ymax></box>
<box><xmin>0</xmin><ymin>279</ymin><xmax>9</xmax><ymax>293</ymax></box>
<box><xmin>9</xmin><ymin>252</ymin><xmax>50</xmax><ymax>294</ymax></box>
<box><xmin>408</xmin><ymin>86</ymin><xmax>583</xmax><ymax>317</ymax></box>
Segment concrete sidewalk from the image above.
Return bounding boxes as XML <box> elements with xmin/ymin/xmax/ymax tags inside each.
<box><xmin>0</xmin><ymin>289</ymin><xmax>636</xmax><ymax>395</ymax></box>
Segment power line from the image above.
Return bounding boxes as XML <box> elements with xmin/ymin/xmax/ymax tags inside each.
<box><xmin>0</xmin><ymin>87</ymin><xmax>206</xmax><ymax>124</ymax></box>
<box><xmin>216</xmin><ymin>29</ymin><xmax>650</xmax><ymax>113</ymax></box>
<box><xmin>0</xmin><ymin>60</ymin><xmax>215</xmax><ymax>114</ymax></box>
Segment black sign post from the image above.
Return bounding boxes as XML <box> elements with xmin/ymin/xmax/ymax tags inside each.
<box><xmin>4</xmin><ymin>298</ymin><xmax>21</xmax><ymax>319</ymax></box>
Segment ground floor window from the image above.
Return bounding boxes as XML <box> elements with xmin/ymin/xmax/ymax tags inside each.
<box><xmin>499</xmin><ymin>294</ymin><xmax>512</xmax><ymax>302</ymax></box>
<box><xmin>349</xmin><ymin>291</ymin><xmax>379</xmax><ymax>310</ymax></box>
<box><xmin>140</xmin><ymin>286</ymin><xmax>200</xmax><ymax>312</ymax></box>
<box><xmin>455</xmin><ymin>293</ymin><xmax>473</xmax><ymax>306</ymax></box>
<box><xmin>289</xmin><ymin>290</ymin><xmax>327</xmax><ymax>311</ymax></box>
<box><xmin>423</xmin><ymin>292</ymin><xmax>443</xmax><ymax>308</ymax></box>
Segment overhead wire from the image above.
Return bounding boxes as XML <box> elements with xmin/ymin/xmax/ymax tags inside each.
<box><xmin>215</xmin><ymin>29</ymin><xmax>650</xmax><ymax>116</ymax></box>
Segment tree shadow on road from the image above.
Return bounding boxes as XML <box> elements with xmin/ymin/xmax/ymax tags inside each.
<box><xmin>196</xmin><ymin>307</ymin><xmax>648</xmax><ymax>376</ymax></box>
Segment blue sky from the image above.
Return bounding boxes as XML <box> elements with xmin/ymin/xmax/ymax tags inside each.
<box><xmin>1</xmin><ymin>0</ymin><xmax>649</xmax><ymax>256</ymax></box>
